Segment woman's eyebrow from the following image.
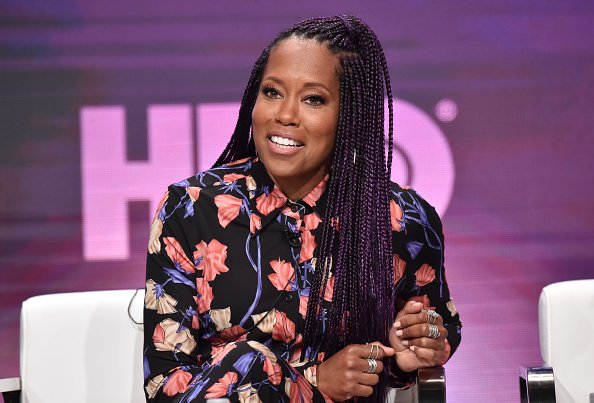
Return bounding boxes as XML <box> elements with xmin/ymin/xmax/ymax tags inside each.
<box><xmin>263</xmin><ymin>75</ymin><xmax>333</xmax><ymax>93</ymax></box>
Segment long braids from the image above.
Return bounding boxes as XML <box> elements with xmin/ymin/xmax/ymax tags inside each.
<box><xmin>216</xmin><ymin>16</ymin><xmax>395</xmax><ymax>401</ymax></box>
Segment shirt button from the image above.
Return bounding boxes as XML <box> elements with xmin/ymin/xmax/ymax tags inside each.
<box><xmin>290</xmin><ymin>204</ymin><xmax>299</xmax><ymax>213</ymax></box>
<box><xmin>284</xmin><ymin>293</ymin><xmax>294</xmax><ymax>302</ymax></box>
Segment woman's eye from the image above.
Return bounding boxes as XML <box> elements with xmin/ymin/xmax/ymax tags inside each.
<box><xmin>262</xmin><ymin>86</ymin><xmax>281</xmax><ymax>98</ymax></box>
<box><xmin>304</xmin><ymin>95</ymin><xmax>325</xmax><ymax>106</ymax></box>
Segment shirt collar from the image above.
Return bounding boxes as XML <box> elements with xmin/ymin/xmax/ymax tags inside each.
<box><xmin>248</xmin><ymin>158</ymin><xmax>329</xmax><ymax>230</ymax></box>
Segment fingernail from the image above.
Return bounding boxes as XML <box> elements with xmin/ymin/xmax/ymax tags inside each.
<box><xmin>393</xmin><ymin>321</ymin><xmax>401</xmax><ymax>329</ymax></box>
<box><xmin>413</xmin><ymin>302</ymin><xmax>422</xmax><ymax>308</ymax></box>
<box><xmin>410</xmin><ymin>346</ymin><xmax>416</xmax><ymax>351</ymax></box>
<box><xmin>395</xmin><ymin>330</ymin><xmax>403</xmax><ymax>337</ymax></box>
<box><xmin>401</xmin><ymin>340</ymin><xmax>409</xmax><ymax>346</ymax></box>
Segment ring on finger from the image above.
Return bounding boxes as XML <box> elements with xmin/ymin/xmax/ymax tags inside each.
<box><xmin>366</xmin><ymin>358</ymin><xmax>378</xmax><ymax>374</ymax></box>
<box><xmin>373</xmin><ymin>344</ymin><xmax>380</xmax><ymax>360</ymax></box>
<box><xmin>428</xmin><ymin>324</ymin><xmax>440</xmax><ymax>339</ymax></box>
<box><xmin>367</xmin><ymin>344</ymin><xmax>373</xmax><ymax>359</ymax></box>
<box><xmin>426</xmin><ymin>309</ymin><xmax>439</xmax><ymax>325</ymax></box>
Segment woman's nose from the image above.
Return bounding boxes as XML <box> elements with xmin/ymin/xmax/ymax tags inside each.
<box><xmin>275</xmin><ymin>98</ymin><xmax>300</xmax><ymax>126</ymax></box>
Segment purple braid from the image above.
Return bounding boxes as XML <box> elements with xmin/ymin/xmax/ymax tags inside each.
<box><xmin>215</xmin><ymin>15</ymin><xmax>395</xmax><ymax>402</ymax></box>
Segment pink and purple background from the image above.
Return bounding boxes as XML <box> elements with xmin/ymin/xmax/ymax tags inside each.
<box><xmin>1</xmin><ymin>1</ymin><xmax>594</xmax><ymax>401</ymax></box>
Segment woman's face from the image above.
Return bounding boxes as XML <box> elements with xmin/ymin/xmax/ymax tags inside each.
<box><xmin>252</xmin><ymin>36</ymin><xmax>340</xmax><ymax>199</ymax></box>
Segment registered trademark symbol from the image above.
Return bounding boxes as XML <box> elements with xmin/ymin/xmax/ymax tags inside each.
<box><xmin>435</xmin><ymin>98</ymin><xmax>458</xmax><ymax>122</ymax></box>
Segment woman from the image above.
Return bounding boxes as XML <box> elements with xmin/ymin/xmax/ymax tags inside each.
<box><xmin>144</xmin><ymin>15</ymin><xmax>461</xmax><ymax>402</ymax></box>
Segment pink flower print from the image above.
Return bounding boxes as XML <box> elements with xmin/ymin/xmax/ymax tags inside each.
<box><xmin>163</xmin><ymin>369</ymin><xmax>192</xmax><ymax>396</ymax></box>
<box><xmin>246</xmin><ymin>175</ymin><xmax>257</xmax><ymax>199</ymax></box>
<box><xmin>249</xmin><ymin>213</ymin><xmax>261</xmax><ymax>235</ymax></box>
<box><xmin>191</xmin><ymin>296</ymin><xmax>200</xmax><ymax>329</ymax></box>
<box><xmin>196</xmin><ymin>277</ymin><xmax>214</xmax><ymax>313</ymax></box>
<box><xmin>152</xmin><ymin>191</ymin><xmax>169</xmax><ymax>221</ymax></box>
<box><xmin>299</xmin><ymin>296</ymin><xmax>308</xmax><ymax>319</ymax></box>
<box><xmin>205</xmin><ymin>371</ymin><xmax>238</xmax><ymax>398</ymax></box>
<box><xmin>301</xmin><ymin>176</ymin><xmax>328</xmax><ymax>207</ymax></box>
<box><xmin>256</xmin><ymin>187</ymin><xmax>286</xmax><ymax>216</ymax></box>
<box><xmin>219</xmin><ymin>325</ymin><xmax>248</xmax><ymax>342</ymax></box>
<box><xmin>163</xmin><ymin>237</ymin><xmax>195</xmax><ymax>274</ymax></box>
<box><xmin>223</xmin><ymin>173</ymin><xmax>246</xmax><ymax>183</ymax></box>
<box><xmin>286</xmin><ymin>374</ymin><xmax>314</xmax><ymax>403</ymax></box>
<box><xmin>272</xmin><ymin>310</ymin><xmax>296</xmax><ymax>343</ymax></box>
<box><xmin>393</xmin><ymin>254</ymin><xmax>406</xmax><ymax>285</ymax></box>
<box><xmin>187</xmin><ymin>186</ymin><xmax>201</xmax><ymax>203</ymax></box>
<box><xmin>263</xmin><ymin>357</ymin><xmax>282</xmax><ymax>385</ymax></box>
<box><xmin>152</xmin><ymin>318</ymin><xmax>197</xmax><ymax>355</ymax></box>
<box><xmin>224</xmin><ymin>157</ymin><xmax>250</xmax><ymax>166</ymax></box>
<box><xmin>289</xmin><ymin>334</ymin><xmax>304</xmax><ymax>364</ymax></box>
<box><xmin>237</xmin><ymin>383</ymin><xmax>259</xmax><ymax>402</ymax></box>
<box><xmin>214</xmin><ymin>194</ymin><xmax>243</xmax><ymax>228</ymax></box>
<box><xmin>268</xmin><ymin>259</ymin><xmax>295</xmax><ymax>291</ymax></box>
<box><xmin>303</xmin><ymin>213</ymin><xmax>322</xmax><ymax>231</ymax></box>
<box><xmin>145</xmin><ymin>279</ymin><xmax>178</xmax><ymax>314</ymax></box>
<box><xmin>281</xmin><ymin>206</ymin><xmax>300</xmax><ymax>220</ymax></box>
<box><xmin>148</xmin><ymin>218</ymin><xmax>164</xmax><ymax>254</ymax></box>
<box><xmin>390</xmin><ymin>199</ymin><xmax>403</xmax><ymax>232</ymax></box>
<box><xmin>415</xmin><ymin>263</ymin><xmax>436</xmax><ymax>286</ymax></box>
<box><xmin>211</xmin><ymin>342</ymin><xmax>238</xmax><ymax>366</ymax></box>
<box><xmin>323</xmin><ymin>275</ymin><xmax>335</xmax><ymax>302</ymax></box>
<box><xmin>299</xmin><ymin>230</ymin><xmax>316</xmax><ymax>263</ymax></box>
<box><xmin>194</xmin><ymin>239</ymin><xmax>230</xmax><ymax>281</ymax></box>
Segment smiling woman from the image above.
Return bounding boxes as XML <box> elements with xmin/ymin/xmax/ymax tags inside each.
<box><xmin>143</xmin><ymin>15</ymin><xmax>461</xmax><ymax>403</ymax></box>
<box><xmin>252</xmin><ymin>38</ymin><xmax>340</xmax><ymax>201</ymax></box>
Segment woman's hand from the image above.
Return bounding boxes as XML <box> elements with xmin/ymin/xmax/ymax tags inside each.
<box><xmin>388</xmin><ymin>301</ymin><xmax>448</xmax><ymax>372</ymax></box>
<box><xmin>316</xmin><ymin>342</ymin><xmax>395</xmax><ymax>401</ymax></box>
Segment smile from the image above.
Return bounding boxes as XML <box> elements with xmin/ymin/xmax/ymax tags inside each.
<box><xmin>269</xmin><ymin>135</ymin><xmax>303</xmax><ymax>148</ymax></box>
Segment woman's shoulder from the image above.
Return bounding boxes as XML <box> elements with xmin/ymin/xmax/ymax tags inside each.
<box><xmin>167</xmin><ymin>157</ymin><xmax>256</xmax><ymax>196</ymax></box>
<box><xmin>389</xmin><ymin>181</ymin><xmax>443</xmax><ymax>235</ymax></box>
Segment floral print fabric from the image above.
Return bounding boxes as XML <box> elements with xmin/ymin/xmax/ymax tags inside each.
<box><xmin>143</xmin><ymin>157</ymin><xmax>461</xmax><ymax>402</ymax></box>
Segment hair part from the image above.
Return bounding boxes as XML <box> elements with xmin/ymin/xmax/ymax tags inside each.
<box><xmin>215</xmin><ymin>15</ymin><xmax>395</xmax><ymax>402</ymax></box>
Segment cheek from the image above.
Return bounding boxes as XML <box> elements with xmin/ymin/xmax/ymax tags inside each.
<box><xmin>251</xmin><ymin>99</ymin><xmax>267</xmax><ymax>133</ymax></box>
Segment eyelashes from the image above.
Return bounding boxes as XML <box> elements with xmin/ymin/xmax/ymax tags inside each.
<box><xmin>260</xmin><ymin>85</ymin><xmax>327</xmax><ymax>106</ymax></box>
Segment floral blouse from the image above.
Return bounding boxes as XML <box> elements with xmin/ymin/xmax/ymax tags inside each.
<box><xmin>143</xmin><ymin>157</ymin><xmax>461</xmax><ymax>402</ymax></box>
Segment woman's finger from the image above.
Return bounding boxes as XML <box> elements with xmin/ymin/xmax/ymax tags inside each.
<box><xmin>402</xmin><ymin>336</ymin><xmax>445</xmax><ymax>350</ymax></box>
<box><xmin>409</xmin><ymin>345</ymin><xmax>446</xmax><ymax>365</ymax></box>
<box><xmin>396</xmin><ymin>309</ymin><xmax>444</xmax><ymax>330</ymax></box>
<box><xmin>395</xmin><ymin>323</ymin><xmax>448</xmax><ymax>340</ymax></box>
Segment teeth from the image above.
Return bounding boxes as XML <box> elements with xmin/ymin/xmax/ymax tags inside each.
<box><xmin>270</xmin><ymin>135</ymin><xmax>302</xmax><ymax>147</ymax></box>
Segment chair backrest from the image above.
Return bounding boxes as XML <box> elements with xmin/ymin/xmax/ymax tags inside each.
<box><xmin>539</xmin><ymin>279</ymin><xmax>594</xmax><ymax>403</ymax></box>
<box><xmin>20</xmin><ymin>289</ymin><xmax>146</xmax><ymax>403</ymax></box>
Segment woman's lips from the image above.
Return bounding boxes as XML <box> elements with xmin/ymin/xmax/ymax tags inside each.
<box><xmin>267</xmin><ymin>134</ymin><xmax>303</xmax><ymax>155</ymax></box>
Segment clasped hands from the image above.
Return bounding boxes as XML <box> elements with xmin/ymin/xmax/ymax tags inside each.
<box><xmin>316</xmin><ymin>301</ymin><xmax>448</xmax><ymax>401</ymax></box>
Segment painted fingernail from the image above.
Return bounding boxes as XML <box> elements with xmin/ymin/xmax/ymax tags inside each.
<box><xmin>401</xmin><ymin>340</ymin><xmax>409</xmax><ymax>346</ymax></box>
<box><xmin>395</xmin><ymin>330</ymin><xmax>403</xmax><ymax>337</ymax></box>
<box><xmin>393</xmin><ymin>321</ymin><xmax>401</xmax><ymax>329</ymax></box>
<box><xmin>410</xmin><ymin>346</ymin><xmax>416</xmax><ymax>351</ymax></box>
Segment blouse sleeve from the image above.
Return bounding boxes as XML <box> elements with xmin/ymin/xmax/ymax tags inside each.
<box><xmin>143</xmin><ymin>184</ymin><xmax>204</xmax><ymax>401</ymax></box>
<box><xmin>389</xmin><ymin>186</ymin><xmax>462</xmax><ymax>387</ymax></box>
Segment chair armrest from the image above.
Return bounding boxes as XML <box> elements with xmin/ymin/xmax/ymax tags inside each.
<box><xmin>418</xmin><ymin>366</ymin><xmax>446</xmax><ymax>403</ymax></box>
<box><xmin>0</xmin><ymin>377</ymin><xmax>21</xmax><ymax>403</ymax></box>
<box><xmin>519</xmin><ymin>366</ymin><xmax>555</xmax><ymax>403</ymax></box>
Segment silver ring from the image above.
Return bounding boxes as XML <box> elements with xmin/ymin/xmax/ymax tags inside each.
<box><xmin>373</xmin><ymin>344</ymin><xmax>380</xmax><ymax>360</ymax></box>
<box><xmin>366</xmin><ymin>344</ymin><xmax>373</xmax><ymax>359</ymax></box>
<box><xmin>426</xmin><ymin>309</ymin><xmax>439</xmax><ymax>325</ymax></box>
<box><xmin>366</xmin><ymin>358</ymin><xmax>377</xmax><ymax>374</ymax></box>
<box><xmin>428</xmin><ymin>324</ymin><xmax>440</xmax><ymax>339</ymax></box>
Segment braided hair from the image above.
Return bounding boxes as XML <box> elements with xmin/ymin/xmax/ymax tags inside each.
<box><xmin>215</xmin><ymin>15</ymin><xmax>395</xmax><ymax>399</ymax></box>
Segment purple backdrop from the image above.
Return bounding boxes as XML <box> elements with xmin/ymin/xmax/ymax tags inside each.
<box><xmin>2</xmin><ymin>1</ymin><xmax>594</xmax><ymax>401</ymax></box>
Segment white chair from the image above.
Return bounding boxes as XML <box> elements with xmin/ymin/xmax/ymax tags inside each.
<box><xmin>0</xmin><ymin>289</ymin><xmax>446</xmax><ymax>403</ymax></box>
<box><xmin>0</xmin><ymin>289</ymin><xmax>145</xmax><ymax>403</ymax></box>
<box><xmin>520</xmin><ymin>279</ymin><xmax>594</xmax><ymax>403</ymax></box>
